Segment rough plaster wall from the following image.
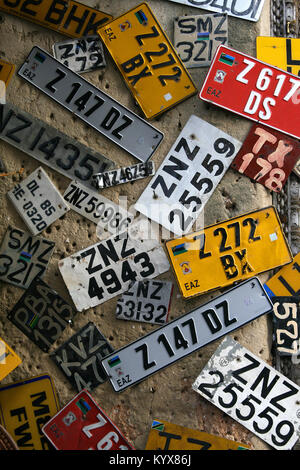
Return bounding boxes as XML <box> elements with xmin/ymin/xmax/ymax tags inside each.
<box><xmin>0</xmin><ymin>0</ymin><xmax>273</xmax><ymax>450</ymax></box>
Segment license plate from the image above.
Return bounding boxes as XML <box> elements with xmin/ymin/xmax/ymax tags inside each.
<box><xmin>93</xmin><ymin>161</ymin><xmax>155</xmax><ymax>189</ymax></box>
<box><xmin>257</xmin><ymin>37</ymin><xmax>300</xmax><ymax>78</ymax></box>
<box><xmin>50</xmin><ymin>322</ymin><xmax>113</xmax><ymax>393</ymax></box>
<box><xmin>165</xmin><ymin>206</ymin><xmax>292</xmax><ymax>299</ymax></box>
<box><xmin>0</xmin><ymin>103</ymin><xmax>114</xmax><ymax>190</ymax></box>
<box><xmin>53</xmin><ymin>36</ymin><xmax>106</xmax><ymax>74</ymax></box>
<box><xmin>264</xmin><ymin>252</ymin><xmax>300</xmax><ymax>298</ymax></box>
<box><xmin>0</xmin><ymin>226</ymin><xmax>55</xmax><ymax>289</ymax></box>
<box><xmin>199</xmin><ymin>45</ymin><xmax>300</xmax><ymax>140</ymax></box>
<box><xmin>0</xmin><ymin>374</ymin><xmax>59</xmax><ymax>450</ymax></box>
<box><xmin>101</xmin><ymin>277</ymin><xmax>273</xmax><ymax>392</ymax></box>
<box><xmin>7</xmin><ymin>166</ymin><xmax>70</xmax><ymax>236</ymax></box>
<box><xmin>63</xmin><ymin>180</ymin><xmax>133</xmax><ymax>235</ymax></box>
<box><xmin>135</xmin><ymin>115</ymin><xmax>241</xmax><ymax>236</ymax></box>
<box><xmin>231</xmin><ymin>123</ymin><xmax>300</xmax><ymax>192</ymax></box>
<box><xmin>58</xmin><ymin>219</ymin><xmax>170</xmax><ymax>311</ymax></box>
<box><xmin>7</xmin><ymin>278</ymin><xmax>76</xmax><ymax>353</ymax></box>
<box><xmin>192</xmin><ymin>336</ymin><xmax>300</xmax><ymax>450</ymax></box>
<box><xmin>116</xmin><ymin>280</ymin><xmax>173</xmax><ymax>325</ymax></box>
<box><xmin>165</xmin><ymin>0</ymin><xmax>265</xmax><ymax>22</ymax></box>
<box><xmin>272</xmin><ymin>296</ymin><xmax>300</xmax><ymax>356</ymax></box>
<box><xmin>174</xmin><ymin>13</ymin><xmax>228</xmax><ymax>69</ymax></box>
<box><xmin>0</xmin><ymin>0</ymin><xmax>112</xmax><ymax>38</ymax></box>
<box><xmin>97</xmin><ymin>3</ymin><xmax>197</xmax><ymax>120</ymax></box>
<box><xmin>145</xmin><ymin>418</ymin><xmax>249</xmax><ymax>450</ymax></box>
<box><xmin>0</xmin><ymin>58</ymin><xmax>15</xmax><ymax>86</ymax></box>
<box><xmin>17</xmin><ymin>47</ymin><xmax>163</xmax><ymax>162</ymax></box>
<box><xmin>0</xmin><ymin>337</ymin><xmax>21</xmax><ymax>381</ymax></box>
<box><xmin>42</xmin><ymin>390</ymin><xmax>134</xmax><ymax>450</ymax></box>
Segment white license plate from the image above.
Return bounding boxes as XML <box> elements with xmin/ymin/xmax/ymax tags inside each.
<box><xmin>58</xmin><ymin>219</ymin><xmax>170</xmax><ymax>311</ymax></box>
<box><xmin>101</xmin><ymin>277</ymin><xmax>272</xmax><ymax>392</ymax></box>
<box><xmin>7</xmin><ymin>167</ymin><xmax>70</xmax><ymax>236</ymax></box>
<box><xmin>0</xmin><ymin>103</ymin><xmax>114</xmax><ymax>190</ymax></box>
<box><xmin>63</xmin><ymin>180</ymin><xmax>133</xmax><ymax>235</ymax></box>
<box><xmin>53</xmin><ymin>36</ymin><xmax>106</xmax><ymax>74</ymax></box>
<box><xmin>174</xmin><ymin>13</ymin><xmax>228</xmax><ymax>68</ymax></box>
<box><xmin>135</xmin><ymin>115</ymin><xmax>241</xmax><ymax>236</ymax></box>
<box><xmin>192</xmin><ymin>336</ymin><xmax>300</xmax><ymax>450</ymax></box>
<box><xmin>165</xmin><ymin>0</ymin><xmax>265</xmax><ymax>22</ymax></box>
<box><xmin>17</xmin><ymin>47</ymin><xmax>164</xmax><ymax>162</ymax></box>
<box><xmin>93</xmin><ymin>161</ymin><xmax>155</xmax><ymax>189</ymax></box>
<box><xmin>116</xmin><ymin>280</ymin><xmax>173</xmax><ymax>325</ymax></box>
<box><xmin>0</xmin><ymin>226</ymin><xmax>55</xmax><ymax>289</ymax></box>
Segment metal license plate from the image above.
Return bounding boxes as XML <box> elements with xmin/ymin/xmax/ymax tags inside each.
<box><xmin>0</xmin><ymin>103</ymin><xmax>114</xmax><ymax>190</ymax></box>
<box><xmin>8</xmin><ymin>278</ymin><xmax>76</xmax><ymax>353</ymax></box>
<box><xmin>0</xmin><ymin>374</ymin><xmax>59</xmax><ymax>450</ymax></box>
<box><xmin>101</xmin><ymin>277</ymin><xmax>273</xmax><ymax>392</ymax></box>
<box><xmin>7</xmin><ymin>166</ymin><xmax>70</xmax><ymax>236</ymax></box>
<box><xmin>42</xmin><ymin>390</ymin><xmax>134</xmax><ymax>450</ymax></box>
<box><xmin>17</xmin><ymin>47</ymin><xmax>163</xmax><ymax>162</ymax></box>
<box><xmin>50</xmin><ymin>322</ymin><xmax>113</xmax><ymax>392</ymax></box>
<box><xmin>257</xmin><ymin>37</ymin><xmax>300</xmax><ymax>78</ymax></box>
<box><xmin>145</xmin><ymin>418</ymin><xmax>249</xmax><ymax>450</ymax></box>
<box><xmin>0</xmin><ymin>337</ymin><xmax>21</xmax><ymax>381</ymax></box>
<box><xmin>165</xmin><ymin>206</ymin><xmax>292</xmax><ymax>299</ymax></box>
<box><xmin>116</xmin><ymin>280</ymin><xmax>173</xmax><ymax>325</ymax></box>
<box><xmin>58</xmin><ymin>219</ymin><xmax>170</xmax><ymax>311</ymax></box>
<box><xmin>192</xmin><ymin>336</ymin><xmax>300</xmax><ymax>450</ymax></box>
<box><xmin>0</xmin><ymin>0</ymin><xmax>112</xmax><ymax>38</ymax></box>
<box><xmin>63</xmin><ymin>180</ymin><xmax>133</xmax><ymax>235</ymax></box>
<box><xmin>53</xmin><ymin>36</ymin><xmax>106</xmax><ymax>74</ymax></box>
<box><xmin>0</xmin><ymin>58</ymin><xmax>15</xmax><ymax>86</ymax></box>
<box><xmin>93</xmin><ymin>161</ymin><xmax>155</xmax><ymax>189</ymax></box>
<box><xmin>97</xmin><ymin>3</ymin><xmax>197</xmax><ymax>120</ymax></box>
<box><xmin>199</xmin><ymin>45</ymin><xmax>300</xmax><ymax>140</ymax></box>
<box><xmin>231</xmin><ymin>123</ymin><xmax>300</xmax><ymax>192</ymax></box>
<box><xmin>264</xmin><ymin>252</ymin><xmax>300</xmax><ymax>298</ymax></box>
<box><xmin>272</xmin><ymin>296</ymin><xmax>300</xmax><ymax>356</ymax></box>
<box><xmin>135</xmin><ymin>114</ymin><xmax>241</xmax><ymax>236</ymax></box>
<box><xmin>0</xmin><ymin>226</ymin><xmax>55</xmax><ymax>289</ymax></box>
<box><xmin>165</xmin><ymin>0</ymin><xmax>265</xmax><ymax>22</ymax></box>
<box><xmin>174</xmin><ymin>13</ymin><xmax>228</xmax><ymax>69</ymax></box>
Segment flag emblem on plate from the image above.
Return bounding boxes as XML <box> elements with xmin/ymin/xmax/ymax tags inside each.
<box><xmin>19</xmin><ymin>251</ymin><xmax>32</xmax><ymax>262</ymax></box>
<box><xmin>135</xmin><ymin>10</ymin><xmax>148</xmax><ymax>25</ymax></box>
<box><xmin>219</xmin><ymin>53</ymin><xmax>235</xmax><ymax>66</ymax></box>
<box><xmin>151</xmin><ymin>420</ymin><xmax>164</xmax><ymax>431</ymax></box>
<box><xmin>172</xmin><ymin>243</ymin><xmax>187</xmax><ymax>256</ymax></box>
<box><xmin>108</xmin><ymin>355</ymin><xmax>121</xmax><ymax>367</ymax></box>
<box><xmin>34</xmin><ymin>52</ymin><xmax>46</xmax><ymax>63</ymax></box>
<box><xmin>197</xmin><ymin>32</ymin><xmax>210</xmax><ymax>41</ymax></box>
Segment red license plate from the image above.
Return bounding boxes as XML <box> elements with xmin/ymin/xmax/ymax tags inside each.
<box><xmin>231</xmin><ymin>123</ymin><xmax>300</xmax><ymax>192</ymax></box>
<box><xmin>42</xmin><ymin>390</ymin><xmax>135</xmax><ymax>450</ymax></box>
<box><xmin>199</xmin><ymin>45</ymin><xmax>300</xmax><ymax>140</ymax></box>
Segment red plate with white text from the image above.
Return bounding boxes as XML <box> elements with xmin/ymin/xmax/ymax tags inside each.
<box><xmin>199</xmin><ymin>45</ymin><xmax>300</xmax><ymax>140</ymax></box>
<box><xmin>42</xmin><ymin>390</ymin><xmax>134</xmax><ymax>450</ymax></box>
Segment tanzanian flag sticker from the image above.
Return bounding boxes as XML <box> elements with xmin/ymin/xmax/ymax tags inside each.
<box><xmin>172</xmin><ymin>243</ymin><xmax>187</xmax><ymax>256</ymax></box>
<box><xmin>34</xmin><ymin>52</ymin><xmax>46</xmax><ymax>63</ymax></box>
<box><xmin>197</xmin><ymin>32</ymin><xmax>210</xmax><ymax>41</ymax></box>
<box><xmin>108</xmin><ymin>355</ymin><xmax>121</xmax><ymax>367</ymax></box>
<box><xmin>151</xmin><ymin>420</ymin><xmax>165</xmax><ymax>432</ymax></box>
<box><xmin>135</xmin><ymin>10</ymin><xmax>148</xmax><ymax>25</ymax></box>
<box><xmin>219</xmin><ymin>52</ymin><xmax>235</xmax><ymax>66</ymax></box>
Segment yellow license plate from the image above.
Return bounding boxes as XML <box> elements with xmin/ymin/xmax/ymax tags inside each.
<box><xmin>264</xmin><ymin>252</ymin><xmax>300</xmax><ymax>298</ymax></box>
<box><xmin>0</xmin><ymin>337</ymin><xmax>21</xmax><ymax>381</ymax></box>
<box><xmin>166</xmin><ymin>206</ymin><xmax>292</xmax><ymax>299</ymax></box>
<box><xmin>0</xmin><ymin>0</ymin><xmax>112</xmax><ymax>38</ymax></box>
<box><xmin>256</xmin><ymin>37</ymin><xmax>300</xmax><ymax>77</ymax></box>
<box><xmin>0</xmin><ymin>374</ymin><xmax>59</xmax><ymax>450</ymax></box>
<box><xmin>0</xmin><ymin>58</ymin><xmax>15</xmax><ymax>86</ymax></box>
<box><xmin>98</xmin><ymin>2</ymin><xmax>197</xmax><ymax>119</ymax></box>
<box><xmin>145</xmin><ymin>419</ymin><xmax>250</xmax><ymax>450</ymax></box>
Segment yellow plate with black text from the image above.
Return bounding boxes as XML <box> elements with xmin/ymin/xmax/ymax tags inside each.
<box><xmin>0</xmin><ymin>337</ymin><xmax>21</xmax><ymax>381</ymax></box>
<box><xmin>146</xmin><ymin>419</ymin><xmax>250</xmax><ymax>450</ymax></box>
<box><xmin>0</xmin><ymin>0</ymin><xmax>112</xmax><ymax>38</ymax></box>
<box><xmin>0</xmin><ymin>58</ymin><xmax>15</xmax><ymax>86</ymax></box>
<box><xmin>264</xmin><ymin>252</ymin><xmax>300</xmax><ymax>298</ymax></box>
<box><xmin>257</xmin><ymin>37</ymin><xmax>300</xmax><ymax>77</ymax></box>
<box><xmin>0</xmin><ymin>374</ymin><xmax>59</xmax><ymax>450</ymax></box>
<box><xmin>166</xmin><ymin>206</ymin><xmax>293</xmax><ymax>299</ymax></box>
<box><xmin>98</xmin><ymin>3</ymin><xmax>197</xmax><ymax>119</ymax></box>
